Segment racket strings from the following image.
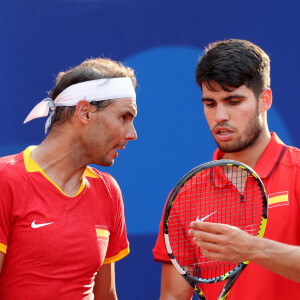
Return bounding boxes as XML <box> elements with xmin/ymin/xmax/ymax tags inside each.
<box><xmin>168</xmin><ymin>166</ymin><xmax>264</xmax><ymax>280</ymax></box>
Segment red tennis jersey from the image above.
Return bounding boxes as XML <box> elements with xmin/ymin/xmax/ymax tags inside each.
<box><xmin>153</xmin><ymin>132</ymin><xmax>300</xmax><ymax>299</ymax></box>
<box><xmin>0</xmin><ymin>146</ymin><xmax>129</xmax><ymax>300</ymax></box>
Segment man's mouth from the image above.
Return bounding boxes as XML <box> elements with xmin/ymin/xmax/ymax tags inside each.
<box><xmin>213</xmin><ymin>126</ymin><xmax>234</xmax><ymax>141</ymax></box>
<box><xmin>115</xmin><ymin>145</ymin><xmax>126</xmax><ymax>150</ymax></box>
<box><xmin>214</xmin><ymin>127</ymin><xmax>233</xmax><ymax>135</ymax></box>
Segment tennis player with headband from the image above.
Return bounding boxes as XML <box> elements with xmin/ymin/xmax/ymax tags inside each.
<box><xmin>153</xmin><ymin>39</ymin><xmax>300</xmax><ymax>299</ymax></box>
<box><xmin>0</xmin><ymin>58</ymin><xmax>137</xmax><ymax>299</ymax></box>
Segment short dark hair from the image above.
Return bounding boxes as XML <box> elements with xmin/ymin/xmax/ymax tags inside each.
<box><xmin>48</xmin><ymin>58</ymin><xmax>137</xmax><ymax>131</ymax></box>
<box><xmin>195</xmin><ymin>39</ymin><xmax>270</xmax><ymax>98</ymax></box>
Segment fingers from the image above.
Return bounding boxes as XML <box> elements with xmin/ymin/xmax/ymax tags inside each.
<box><xmin>188</xmin><ymin>227</ymin><xmax>229</xmax><ymax>252</ymax></box>
<box><xmin>200</xmin><ymin>247</ymin><xmax>220</xmax><ymax>261</ymax></box>
<box><xmin>188</xmin><ymin>228</ymin><xmax>220</xmax><ymax>244</ymax></box>
<box><xmin>193</xmin><ymin>238</ymin><xmax>223</xmax><ymax>253</ymax></box>
<box><xmin>188</xmin><ymin>221</ymin><xmax>252</xmax><ymax>263</ymax></box>
<box><xmin>188</xmin><ymin>228</ymin><xmax>225</xmax><ymax>261</ymax></box>
<box><xmin>190</xmin><ymin>220</ymin><xmax>230</xmax><ymax>234</ymax></box>
<box><xmin>188</xmin><ymin>221</ymin><xmax>232</xmax><ymax>260</ymax></box>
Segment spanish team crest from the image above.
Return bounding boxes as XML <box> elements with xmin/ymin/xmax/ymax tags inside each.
<box><xmin>95</xmin><ymin>225</ymin><xmax>110</xmax><ymax>241</ymax></box>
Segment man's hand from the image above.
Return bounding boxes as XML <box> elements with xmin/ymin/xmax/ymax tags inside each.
<box><xmin>188</xmin><ymin>220</ymin><xmax>300</xmax><ymax>283</ymax></box>
<box><xmin>188</xmin><ymin>221</ymin><xmax>256</xmax><ymax>263</ymax></box>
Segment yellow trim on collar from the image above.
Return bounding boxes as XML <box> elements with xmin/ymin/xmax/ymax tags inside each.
<box><xmin>83</xmin><ymin>166</ymin><xmax>100</xmax><ymax>179</ymax></box>
<box><xmin>23</xmin><ymin>146</ymin><xmax>99</xmax><ymax>197</ymax></box>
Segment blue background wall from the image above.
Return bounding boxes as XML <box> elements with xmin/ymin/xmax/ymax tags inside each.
<box><xmin>1</xmin><ymin>0</ymin><xmax>300</xmax><ymax>298</ymax></box>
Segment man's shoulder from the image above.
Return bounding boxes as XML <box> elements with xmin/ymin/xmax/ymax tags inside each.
<box><xmin>0</xmin><ymin>152</ymin><xmax>25</xmax><ymax>187</ymax></box>
<box><xmin>85</xmin><ymin>166</ymin><xmax>121</xmax><ymax>192</ymax></box>
<box><xmin>85</xmin><ymin>166</ymin><xmax>115</xmax><ymax>181</ymax></box>
<box><xmin>286</xmin><ymin>144</ymin><xmax>300</xmax><ymax>153</ymax></box>
<box><xmin>269</xmin><ymin>133</ymin><xmax>300</xmax><ymax>168</ymax></box>
<box><xmin>0</xmin><ymin>152</ymin><xmax>24</xmax><ymax>172</ymax></box>
<box><xmin>282</xmin><ymin>144</ymin><xmax>300</xmax><ymax>167</ymax></box>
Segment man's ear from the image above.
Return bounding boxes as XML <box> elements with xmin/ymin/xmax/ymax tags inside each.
<box><xmin>75</xmin><ymin>100</ymin><xmax>91</xmax><ymax>125</ymax></box>
<box><xmin>259</xmin><ymin>88</ymin><xmax>272</xmax><ymax>113</ymax></box>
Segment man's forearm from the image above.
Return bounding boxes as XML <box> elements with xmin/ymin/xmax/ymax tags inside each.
<box><xmin>190</xmin><ymin>221</ymin><xmax>300</xmax><ymax>283</ymax></box>
<box><xmin>250</xmin><ymin>236</ymin><xmax>300</xmax><ymax>283</ymax></box>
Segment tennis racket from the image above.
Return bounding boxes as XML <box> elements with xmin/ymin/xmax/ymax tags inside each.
<box><xmin>163</xmin><ymin>160</ymin><xmax>268</xmax><ymax>300</ymax></box>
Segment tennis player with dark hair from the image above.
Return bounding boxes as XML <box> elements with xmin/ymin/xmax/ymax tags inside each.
<box><xmin>0</xmin><ymin>58</ymin><xmax>137</xmax><ymax>299</ymax></box>
<box><xmin>153</xmin><ymin>39</ymin><xmax>300</xmax><ymax>299</ymax></box>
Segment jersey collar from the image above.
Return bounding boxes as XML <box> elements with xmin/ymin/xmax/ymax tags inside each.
<box><xmin>22</xmin><ymin>146</ymin><xmax>99</xmax><ymax>197</ymax></box>
<box><xmin>212</xmin><ymin>132</ymin><xmax>286</xmax><ymax>179</ymax></box>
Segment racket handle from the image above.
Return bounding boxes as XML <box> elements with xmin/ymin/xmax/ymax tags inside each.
<box><xmin>218</xmin><ymin>264</ymin><xmax>247</xmax><ymax>300</ymax></box>
<box><xmin>194</xmin><ymin>285</ymin><xmax>207</xmax><ymax>300</ymax></box>
<box><xmin>183</xmin><ymin>275</ymin><xmax>206</xmax><ymax>300</ymax></box>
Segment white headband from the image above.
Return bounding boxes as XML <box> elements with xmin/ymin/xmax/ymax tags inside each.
<box><xmin>24</xmin><ymin>77</ymin><xmax>136</xmax><ymax>133</ymax></box>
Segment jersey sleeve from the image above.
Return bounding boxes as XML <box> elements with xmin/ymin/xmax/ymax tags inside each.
<box><xmin>0</xmin><ymin>167</ymin><xmax>14</xmax><ymax>254</ymax></box>
<box><xmin>152</xmin><ymin>194</ymin><xmax>172</xmax><ymax>264</ymax></box>
<box><xmin>102</xmin><ymin>174</ymin><xmax>129</xmax><ymax>264</ymax></box>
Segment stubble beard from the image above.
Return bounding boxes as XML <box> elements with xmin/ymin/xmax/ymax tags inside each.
<box><xmin>215</xmin><ymin>110</ymin><xmax>263</xmax><ymax>153</ymax></box>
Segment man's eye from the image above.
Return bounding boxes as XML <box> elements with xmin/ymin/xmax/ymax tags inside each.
<box><xmin>229</xmin><ymin>100</ymin><xmax>240</xmax><ymax>105</ymax></box>
<box><xmin>205</xmin><ymin>102</ymin><xmax>215</xmax><ymax>107</ymax></box>
<box><xmin>121</xmin><ymin>115</ymin><xmax>128</xmax><ymax>121</ymax></box>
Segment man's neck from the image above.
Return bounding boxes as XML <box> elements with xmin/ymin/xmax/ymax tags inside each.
<box><xmin>30</xmin><ymin>133</ymin><xmax>88</xmax><ymax>197</ymax></box>
<box><xmin>223</xmin><ymin>131</ymin><xmax>271</xmax><ymax>169</ymax></box>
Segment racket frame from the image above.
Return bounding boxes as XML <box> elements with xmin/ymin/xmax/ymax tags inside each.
<box><xmin>163</xmin><ymin>160</ymin><xmax>268</xmax><ymax>300</ymax></box>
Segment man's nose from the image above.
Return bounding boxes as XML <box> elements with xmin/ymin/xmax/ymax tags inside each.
<box><xmin>125</xmin><ymin>123</ymin><xmax>137</xmax><ymax>141</ymax></box>
<box><xmin>214</xmin><ymin>104</ymin><xmax>229</xmax><ymax>123</ymax></box>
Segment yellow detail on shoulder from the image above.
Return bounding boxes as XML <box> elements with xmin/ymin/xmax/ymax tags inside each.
<box><xmin>0</xmin><ymin>243</ymin><xmax>7</xmax><ymax>254</ymax></box>
<box><xmin>103</xmin><ymin>246</ymin><xmax>130</xmax><ymax>264</ymax></box>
